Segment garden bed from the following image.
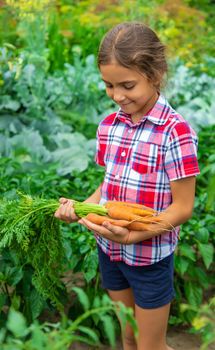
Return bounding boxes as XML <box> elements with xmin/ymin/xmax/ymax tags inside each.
<box><xmin>72</xmin><ymin>327</ymin><xmax>215</xmax><ymax>350</ymax></box>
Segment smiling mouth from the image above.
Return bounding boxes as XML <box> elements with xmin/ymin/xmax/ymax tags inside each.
<box><xmin>120</xmin><ymin>102</ymin><xmax>132</xmax><ymax>106</ymax></box>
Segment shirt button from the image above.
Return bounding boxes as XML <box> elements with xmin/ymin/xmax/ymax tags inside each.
<box><xmin>115</xmin><ymin>174</ymin><xmax>120</xmax><ymax>179</ymax></box>
<box><xmin>121</xmin><ymin>151</ymin><xmax>126</xmax><ymax>157</ymax></box>
<box><xmin>128</xmin><ymin>129</ymin><xmax>133</xmax><ymax>133</ymax></box>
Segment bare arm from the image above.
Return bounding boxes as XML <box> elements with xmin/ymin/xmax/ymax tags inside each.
<box><xmin>84</xmin><ymin>185</ymin><xmax>102</xmax><ymax>204</ymax></box>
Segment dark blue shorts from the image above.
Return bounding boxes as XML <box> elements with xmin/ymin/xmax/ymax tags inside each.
<box><xmin>97</xmin><ymin>245</ymin><xmax>175</xmax><ymax>309</ymax></box>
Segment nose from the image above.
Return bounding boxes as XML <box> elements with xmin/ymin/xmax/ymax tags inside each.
<box><xmin>112</xmin><ymin>88</ymin><xmax>125</xmax><ymax>103</ymax></box>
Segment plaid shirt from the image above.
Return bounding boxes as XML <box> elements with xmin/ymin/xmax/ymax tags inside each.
<box><xmin>95</xmin><ymin>95</ymin><xmax>200</xmax><ymax>265</ymax></box>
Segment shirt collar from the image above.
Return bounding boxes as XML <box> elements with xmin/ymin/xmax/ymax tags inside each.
<box><xmin>113</xmin><ymin>95</ymin><xmax>173</xmax><ymax>126</ymax></box>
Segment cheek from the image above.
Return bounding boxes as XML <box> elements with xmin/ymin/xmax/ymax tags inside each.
<box><xmin>106</xmin><ymin>88</ymin><xmax>113</xmax><ymax>98</ymax></box>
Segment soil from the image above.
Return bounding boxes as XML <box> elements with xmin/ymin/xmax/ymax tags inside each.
<box><xmin>71</xmin><ymin>326</ymin><xmax>215</xmax><ymax>350</ymax></box>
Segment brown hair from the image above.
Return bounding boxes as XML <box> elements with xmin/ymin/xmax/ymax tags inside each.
<box><xmin>98</xmin><ymin>22</ymin><xmax>167</xmax><ymax>90</ymax></box>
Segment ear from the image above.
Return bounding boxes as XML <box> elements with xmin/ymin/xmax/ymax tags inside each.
<box><xmin>153</xmin><ymin>72</ymin><xmax>164</xmax><ymax>89</ymax></box>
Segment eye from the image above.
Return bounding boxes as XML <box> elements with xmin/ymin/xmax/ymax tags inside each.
<box><xmin>105</xmin><ymin>83</ymin><xmax>113</xmax><ymax>89</ymax></box>
<box><xmin>123</xmin><ymin>84</ymin><xmax>135</xmax><ymax>90</ymax></box>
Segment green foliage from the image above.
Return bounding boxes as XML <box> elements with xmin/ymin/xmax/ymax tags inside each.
<box><xmin>179</xmin><ymin>297</ymin><xmax>215</xmax><ymax>350</ymax></box>
<box><xmin>0</xmin><ymin>193</ymin><xmax>65</xmax><ymax>314</ymax></box>
<box><xmin>192</xmin><ymin>297</ymin><xmax>215</xmax><ymax>350</ymax></box>
<box><xmin>166</xmin><ymin>60</ymin><xmax>215</xmax><ymax>130</ymax></box>
<box><xmin>64</xmin><ymin>225</ymin><xmax>98</xmax><ymax>283</ymax></box>
<box><xmin>0</xmin><ymin>191</ymin><xmax>109</xmax><ymax>317</ymax></box>
<box><xmin>0</xmin><ymin>160</ymin><xmax>104</xmax><ymax>328</ymax></box>
<box><xmin>172</xmin><ymin>124</ymin><xmax>215</xmax><ymax>327</ymax></box>
<box><xmin>0</xmin><ymin>291</ymin><xmax>137</xmax><ymax>349</ymax></box>
<box><xmin>1</xmin><ymin>0</ymin><xmax>215</xmax><ymax>71</ymax></box>
<box><xmin>0</xmin><ymin>1</ymin><xmax>215</xmax><ymax>345</ymax></box>
<box><xmin>197</xmin><ymin>125</ymin><xmax>215</xmax><ymax>209</ymax></box>
<box><xmin>0</xmin><ymin>45</ymin><xmax>112</xmax><ymax>175</ymax></box>
<box><xmin>47</xmin><ymin>0</ymin><xmax>215</xmax><ymax>68</ymax></box>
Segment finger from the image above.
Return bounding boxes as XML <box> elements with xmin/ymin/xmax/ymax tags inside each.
<box><xmin>64</xmin><ymin>201</ymin><xmax>73</xmax><ymax>217</ymax></box>
<box><xmin>102</xmin><ymin>221</ymin><xmax>128</xmax><ymax>236</ymax></box>
<box><xmin>54</xmin><ymin>210</ymin><xmax>70</xmax><ymax>223</ymax></box>
<box><xmin>54</xmin><ymin>209</ymin><xmax>60</xmax><ymax>218</ymax></box>
<box><xmin>80</xmin><ymin>218</ymin><xmax>112</xmax><ymax>236</ymax></box>
<box><xmin>59</xmin><ymin>197</ymin><xmax>72</xmax><ymax>204</ymax></box>
<box><xmin>60</xmin><ymin>198</ymin><xmax>75</xmax><ymax>205</ymax></box>
<box><xmin>57</xmin><ymin>198</ymin><xmax>78</xmax><ymax>222</ymax></box>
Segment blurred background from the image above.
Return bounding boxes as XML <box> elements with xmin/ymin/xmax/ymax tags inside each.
<box><xmin>0</xmin><ymin>1</ymin><xmax>214</xmax><ymax>349</ymax></box>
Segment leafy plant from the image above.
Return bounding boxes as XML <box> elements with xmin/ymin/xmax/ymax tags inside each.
<box><xmin>0</xmin><ymin>2</ymin><xmax>215</xmax><ymax>341</ymax></box>
<box><xmin>0</xmin><ymin>192</ymin><xmax>65</xmax><ymax>315</ymax></box>
<box><xmin>179</xmin><ymin>297</ymin><xmax>215</xmax><ymax>350</ymax></box>
<box><xmin>166</xmin><ymin>60</ymin><xmax>215</xmax><ymax>130</ymax></box>
<box><xmin>191</xmin><ymin>297</ymin><xmax>215</xmax><ymax>350</ymax></box>
<box><xmin>0</xmin><ymin>44</ymin><xmax>113</xmax><ymax>175</ymax></box>
<box><xmin>0</xmin><ymin>290</ymin><xmax>137</xmax><ymax>349</ymax></box>
<box><xmin>0</xmin><ymin>160</ymin><xmax>105</xmax><ymax>325</ymax></box>
<box><xmin>171</xmin><ymin>124</ymin><xmax>215</xmax><ymax>326</ymax></box>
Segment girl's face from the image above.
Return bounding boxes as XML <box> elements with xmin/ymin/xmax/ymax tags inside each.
<box><xmin>100</xmin><ymin>62</ymin><xmax>158</xmax><ymax>122</ymax></box>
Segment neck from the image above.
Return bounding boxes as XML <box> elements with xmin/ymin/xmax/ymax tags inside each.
<box><xmin>131</xmin><ymin>92</ymin><xmax>159</xmax><ymax>123</ymax></box>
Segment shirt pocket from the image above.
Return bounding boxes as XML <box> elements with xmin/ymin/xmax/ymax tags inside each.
<box><xmin>131</xmin><ymin>141</ymin><xmax>160</xmax><ymax>174</ymax></box>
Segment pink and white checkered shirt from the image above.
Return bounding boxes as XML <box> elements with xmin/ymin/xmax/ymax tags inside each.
<box><xmin>95</xmin><ymin>95</ymin><xmax>200</xmax><ymax>265</ymax></box>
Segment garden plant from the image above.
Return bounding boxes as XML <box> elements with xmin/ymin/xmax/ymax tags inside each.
<box><xmin>0</xmin><ymin>0</ymin><xmax>214</xmax><ymax>349</ymax></box>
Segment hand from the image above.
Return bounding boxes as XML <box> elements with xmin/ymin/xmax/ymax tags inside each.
<box><xmin>54</xmin><ymin>197</ymin><xmax>79</xmax><ymax>223</ymax></box>
<box><xmin>79</xmin><ymin>218</ymin><xmax>131</xmax><ymax>245</ymax></box>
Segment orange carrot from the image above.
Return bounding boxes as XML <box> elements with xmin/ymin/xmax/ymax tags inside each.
<box><xmin>125</xmin><ymin>208</ymin><xmax>155</xmax><ymax>217</ymax></box>
<box><xmin>107</xmin><ymin>207</ymin><xmax>141</xmax><ymax>221</ymax></box>
<box><xmin>105</xmin><ymin>201</ymin><xmax>155</xmax><ymax>213</ymax></box>
<box><xmin>133</xmin><ymin>216</ymin><xmax>162</xmax><ymax>223</ymax></box>
<box><xmin>127</xmin><ymin>221</ymin><xmax>152</xmax><ymax>231</ymax></box>
<box><xmin>85</xmin><ymin>213</ymin><xmax>130</xmax><ymax>227</ymax></box>
<box><xmin>85</xmin><ymin>213</ymin><xmax>170</xmax><ymax>233</ymax></box>
<box><xmin>106</xmin><ymin>203</ymin><xmax>155</xmax><ymax>218</ymax></box>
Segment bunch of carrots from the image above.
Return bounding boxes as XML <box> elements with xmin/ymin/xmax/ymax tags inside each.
<box><xmin>73</xmin><ymin>200</ymin><xmax>164</xmax><ymax>231</ymax></box>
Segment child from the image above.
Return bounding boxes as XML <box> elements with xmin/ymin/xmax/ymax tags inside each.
<box><xmin>55</xmin><ymin>22</ymin><xmax>200</xmax><ymax>350</ymax></box>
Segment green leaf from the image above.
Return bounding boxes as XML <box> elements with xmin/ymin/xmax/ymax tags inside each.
<box><xmin>78</xmin><ymin>325</ymin><xmax>100</xmax><ymax>344</ymax></box>
<box><xmin>0</xmin><ymin>95</ymin><xmax>20</xmax><ymax>111</ymax></box>
<box><xmin>51</xmin><ymin>132</ymin><xmax>91</xmax><ymax>175</ymax></box>
<box><xmin>174</xmin><ymin>255</ymin><xmax>189</xmax><ymax>276</ymax></box>
<box><xmin>179</xmin><ymin>243</ymin><xmax>196</xmax><ymax>262</ymax></box>
<box><xmin>72</xmin><ymin>287</ymin><xmax>90</xmax><ymax>311</ymax></box>
<box><xmin>0</xmin><ymin>293</ymin><xmax>7</xmax><ymax>310</ymax></box>
<box><xmin>192</xmin><ymin>267</ymin><xmax>209</xmax><ymax>289</ymax></box>
<box><xmin>53</xmin><ymin>147</ymin><xmax>89</xmax><ymax>175</ymax></box>
<box><xmin>31</xmin><ymin>323</ymin><xmax>47</xmax><ymax>348</ymax></box>
<box><xmin>206</xmin><ymin>173</ymin><xmax>215</xmax><ymax>210</ymax></box>
<box><xmin>10</xmin><ymin>129</ymin><xmax>50</xmax><ymax>163</ymax></box>
<box><xmin>101</xmin><ymin>315</ymin><xmax>115</xmax><ymax>347</ymax></box>
<box><xmin>195</xmin><ymin>228</ymin><xmax>209</xmax><ymax>244</ymax></box>
<box><xmin>184</xmin><ymin>282</ymin><xmax>203</xmax><ymax>307</ymax></box>
<box><xmin>30</xmin><ymin>289</ymin><xmax>45</xmax><ymax>320</ymax></box>
<box><xmin>102</xmin><ymin>294</ymin><xmax>112</xmax><ymax>306</ymax></box>
<box><xmin>7</xmin><ymin>267</ymin><xmax>23</xmax><ymax>286</ymax></box>
<box><xmin>117</xmin><ymin>301</ymin><xmax>138</xmax><ymax>337</ymax></box>
<box><xmin>92</xmin><ymin>296</ymin><xmax>100</xmax><ymax>309</ymax></box>
<box><xmin>11</xmin><ymin>295</ymin><xmax>21</xmax><ymax>310</ymax></box>
<box><xmin>83</xmin><ymin>252</ymin><xmax>98</xmax><ymax>282</ymax></box>
<box><xmin>7</xmin><ymin>309</ymin><xmax>28</xmax><ymax>338</ymax></box>
<box><xmin>198</xmin><ymin>243</ymin><xmax>214</xmax><ymax>269</ymax></box>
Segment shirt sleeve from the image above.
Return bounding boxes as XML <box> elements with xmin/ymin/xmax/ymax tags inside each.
<box><xmin>95</xmin><ymin>125</ymin><xmax>106</xmax><ymax>167</ymax></box>
<box><xmin>164</xmin><ymin>121</ymin><xmax>200</xmax><ymax>181</ymax></box>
